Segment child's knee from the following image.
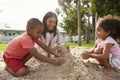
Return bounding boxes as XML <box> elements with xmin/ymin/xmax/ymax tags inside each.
<box><xmin>15</xmin><ymin>67</ymin><xmax>27</xmax><ymax>77</ymax></box>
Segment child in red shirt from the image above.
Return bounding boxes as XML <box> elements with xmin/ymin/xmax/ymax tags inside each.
<box><xmin>3</xmin><ymin>18</ymin><xmax>65</xmax><ymax>77</ymax></box>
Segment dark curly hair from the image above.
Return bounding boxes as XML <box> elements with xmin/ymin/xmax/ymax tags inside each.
<box><xmin>97</xmin><ymin>15</ymin><xmax>120</xmax><ymax>40</ymax></box>
<box><xmin>42</xmin><ymin>11</ymin><xmax>58</xmax><ymax>38</ymax></box>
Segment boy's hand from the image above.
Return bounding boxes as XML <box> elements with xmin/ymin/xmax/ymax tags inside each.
<box><xmin>52</xmin><ymin>46</ymin><xmax>64</xmax><ymax>57</ymax></box>
<box><xmin>53</xmin><ymin>46</ymin><xmax>61</xmax><ymax>52</ymax></box>
<box><xmin>51</xmin><ymin>59</ymin><xmax>65</xmax><ymax>66</ymax></box>
<box><xmin>54</xmin><ymin>52</ymin><xmax>64</xmax><ymax>57</ymax></box>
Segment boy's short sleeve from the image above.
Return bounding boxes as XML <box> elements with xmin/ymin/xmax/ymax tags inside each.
<box><xmin>34</xmin><ymin>39</ymin><xmax>41</xmax><ymax>44</ymax></box>
<box><xmin>20</xmin><ymin>36</ymin><xmax>34</xmax><ymax>49</ymax></box>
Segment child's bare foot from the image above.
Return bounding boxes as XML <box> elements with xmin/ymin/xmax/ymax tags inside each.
<box><xmin>5</xmin><ymin>65</ymin><xmax>27</xmax><ymax>77</ymax></box>
<box><xmin>80</xmin><ymin>50</ymin><xmax>90</xmax><ymax>59</ymax></box>
<box><xmin>24</xmin><ymin>65</ymin><xmax>29</xmax><ymax>68</ymax></box>
<box><xmin>5</xmin><ymin>66</ymin><xmax>17</xmax><ymax>77</ymax></box>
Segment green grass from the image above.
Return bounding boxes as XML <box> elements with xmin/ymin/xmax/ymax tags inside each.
<box><xmin>0</xmin><ymin>43</ymin><xmax>7</xmax><ymax>51</ymax></box>
<box><xmin>0</xmin><ymin>40</ymin><xmax>95</xmax><ymax>51</ymax></box>
<box><xmin>81</xmin><ymin>40</ymin><xmax>95</xmax><ymax>47</ymax></box>
<box><xmin>63</xmin><ymin>40</ymin><xmax>95</xmax><ymax>48</ymax></box>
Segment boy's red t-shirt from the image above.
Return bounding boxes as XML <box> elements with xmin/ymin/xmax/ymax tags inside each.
<box><xmin>4</xmin><ymin>32</ymin><xmax>40</xmax><ymax>59</ymax></box>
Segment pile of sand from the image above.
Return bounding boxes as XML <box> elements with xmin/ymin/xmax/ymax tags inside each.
<box><xmin>0</xmin><ymin>46</ymin><xmax>120</xmax><ymax>80</ymax></box>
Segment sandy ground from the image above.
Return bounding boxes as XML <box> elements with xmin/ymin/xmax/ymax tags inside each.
<box><xmin>0</xmin><ymin>46</ymin><xmax>120</xmax><ymax>80</ymax></box>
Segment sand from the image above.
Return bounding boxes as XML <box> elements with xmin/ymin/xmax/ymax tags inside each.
<box><xmin>0</xmin><ymin>46</ymin><xmax>120</xmax><ymax>80</ymax></box>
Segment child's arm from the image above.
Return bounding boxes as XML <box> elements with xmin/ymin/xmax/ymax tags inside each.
<box><xmin>28</xmin><ymin>48</ymin><xmax>65</xmax><ymax>66</ymax></box>
<box><xmin>88</xmin><ymin>43</ymin><xmax>97</xmax><ymax>53</ymax></box>
<box><xmin>90</xmin><ymin>43</ymin><xmax>113</xmax><ymax>59</ymax></box>
<box><xmin>36</xmin><ymin>41</ymin><xmax>63</xmax><ymax>57</ymax></box>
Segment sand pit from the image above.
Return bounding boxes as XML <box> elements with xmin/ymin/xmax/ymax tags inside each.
<box><xmin>0</xmin><ymin>46</ymin><xmax>120</xmax><ymax>80</ymax></box>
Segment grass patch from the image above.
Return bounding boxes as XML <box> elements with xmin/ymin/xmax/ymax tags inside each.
<box><xmin>0</xmin><ymin>43</ymin><xmax>7</xmax><ymax>51</ymax></box>
<box><xmin>0</xmin><ymin>40</ymin><xmax>95</xmax><ymax>51</ymax></box>
<box><xmin>81</xmin><ymin>40</ymin><xmax>95</xmax><ymax>47</ymax></box>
